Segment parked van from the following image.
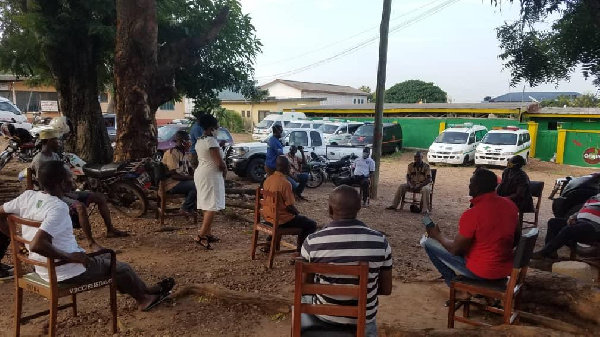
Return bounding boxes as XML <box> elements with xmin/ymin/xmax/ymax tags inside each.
<box><xmin>0</xmin><ymin>97</ymin><xmax>32</xmax><ymax>130</ymax></box>
<box><xmin>285</xmin><ymin>119</ymin><xmax>324</xmax><ymax>130</ymax></box>
<box><xmin>427</xmin><ymin>124</ymin><xmax>488</xmax><ymax>165</ymax></box>
<box><xmin>475</xmin><ymin>127</ymin><xmax>531</xmax><ymax>166</ymax></box>
<box><xmin>252</xmin><ymin>112</ymin><xmax>306</xmax><ymax>140</ymax></box>
<box><xmin>350</xmin><ymin>123</ymin><xmax>402</xmax><ymax>154</ymax></box>
<box><xmin>319</xmin><ymin>121</ymin><xmax>364</xmax><ymax>145</ymax></box>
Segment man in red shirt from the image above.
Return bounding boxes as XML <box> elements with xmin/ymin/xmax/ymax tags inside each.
<box><xmin>422</xmin><ymin>168</ymin><xmax>519</xmax><ymax>290</ymax></box>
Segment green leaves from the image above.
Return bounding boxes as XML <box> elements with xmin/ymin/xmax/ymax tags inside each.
<box><xmin>384</xmin><ymin>80</ymin><xmax>447</xmax><ymax>104</ymax></box>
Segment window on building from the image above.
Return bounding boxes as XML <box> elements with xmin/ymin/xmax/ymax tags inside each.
<box><xmin>258</xmin><ymin>110</ymin><xmax>271</xmax><ymax>122</ymax></box>
<box><xmin>360</xmin><ymin>99</ymin><xmax>364</xmax><ymax>104</ymax></box>
<box><xmin>99</xmin><ymin>92</ymin><xmax>109</xmax><ymax>103</ymax></box>
<box><xmin>353</xmin><ymin>98</ymin><xmax>357</xmax><ymax>104</ymax></box>
<box><xmin>160</xmin><ymin>101</ymin><xmax>175</xmax><ymax>111</ymax></box>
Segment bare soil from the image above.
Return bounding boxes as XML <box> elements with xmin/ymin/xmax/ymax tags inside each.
<box><xmin>0</xmin><ymin>135</ymin><xmax>593</xmax><ymax>336</ymax></box>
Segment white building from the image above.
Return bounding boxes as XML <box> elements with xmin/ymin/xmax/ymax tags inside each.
<box><xmin>260</xmin><ymin>79</ymin><xmax>368</xmax><ymax>106</ymax></box>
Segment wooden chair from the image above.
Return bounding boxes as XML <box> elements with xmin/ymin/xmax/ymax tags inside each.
<box><xmin>519</xmin><ymin>181</ymin><xmax>544</xmax><ymax>229</ymax></box>
<box><xmin>448</xmin><ymin>228</ymin><xmax>539</xmax><ymax>327</ymax></box>
<box><xmin>155</xmin><ymin>179</ymin><xmax>198</xmax><ymax>226</ymax></box>
<box><xmin>400</xmin><ymin>168</ymin><xmax>437</xmax><ymax>212</ymax></box>
<box><xmin>250</xmin><ymin>188</ymin><xmax>303</xmax><ymax>268</ymax></box>
<box><xmin>291</xmin><ymin>259</ymin><xmax>369</xmax><ymax>337</ymax></box>
<box><xmin>7</xmin><ymin>215</ymin><xmax>118</xmax><ymax>337</ymax></box>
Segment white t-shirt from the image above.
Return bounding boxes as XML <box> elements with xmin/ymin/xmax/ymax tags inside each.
<box><xmin>3</xmin><ymin>190</ymin><xmax>86</xmax><ymax>282</ymax></box>
<box><xmin>353</xmin><ymin>157</ymin><xmax>376</xmax><ymax>177</ymax></box>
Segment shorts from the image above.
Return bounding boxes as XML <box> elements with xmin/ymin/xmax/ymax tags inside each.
<box><xmin>63</xmin><ymin>191</ymin><xmax>92</xmax><ymax>229</ymax></box>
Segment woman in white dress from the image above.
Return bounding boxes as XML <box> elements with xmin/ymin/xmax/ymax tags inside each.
<box><xmin>193</xmin><ymin>114</ymin><xmax>227</xmax><ymax>249</ymax></box>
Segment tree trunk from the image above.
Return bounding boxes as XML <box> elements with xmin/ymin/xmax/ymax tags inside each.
<box><xmin>51</xmin><ymin>47</ymin><xmax>113</xmax><ymax>164</ymax></box>
<box><xmin>113</xmin><ymin>0</ymin><xmax>159</xmax><ymax>161</ymax></box>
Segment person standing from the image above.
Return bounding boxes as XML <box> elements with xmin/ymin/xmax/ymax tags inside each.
<box><xmin>387</xmin><ymin>151</ymin><xmax>432</xmax><ymax>213</ymax></box>
<box><xmin>497</xmin><ymin>155</ymin><xmax>533</xmax><ymax>213</ymax></box>
<box><xmin>285</xmin><ymin>145</ymin><xmax>309</xmax><ymax>200</ymax></box>
<box><xmin>161</xmin><ymin>130</ymin><xmax>196</xmax><ymax>216</ymax></box>
<box><xmin>189</xmin><ymin>117</ymin><xmax>204</xmax><ymax>167</ymax></box>
<box><xmin>265</xmin><ymin>125</ymin><xmax>284</xmax><ymax>176</ymax></box>
<box><xmin>193</xmin><ymin>114</ymin><xmax>226</xmax><ymax>249</ymax></box>
<box><xmin>336</xmin><ymin>147</ymin><xmax>375</xmax><ymax>207</ymax></box>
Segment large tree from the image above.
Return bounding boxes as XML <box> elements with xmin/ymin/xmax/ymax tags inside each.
<box><xmin>0</xmin><ymin>0</ymin><xmax>261</xmax><ymax>163</ymax></box>
<box><xmin>497</xmin><ymin>0</ymin><xmax>600</xmax><ymax>87</ymax></box>
<box><xmin>384</xmin><ymin>80</ymin><xmax>447</xmax><ymax>103</ymax></box>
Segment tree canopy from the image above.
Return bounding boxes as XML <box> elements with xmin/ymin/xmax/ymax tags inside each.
<box><xmin>384</xmin><ymin>80</ymin><xmax>447</xmax><ymax>103</ymax></box>
<box><xmin>496</xmin><ymin>0</ymin><xmax>600</xmax><ymax>87</ymax></box>
<box><xmin>541</xmin><ymin>93</ymin><xmax>600</xmax><ymax>108</ymax></box>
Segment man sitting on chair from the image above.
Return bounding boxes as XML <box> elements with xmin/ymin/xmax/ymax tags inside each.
<box><xmin>31</xmin><ymin>129</ymin><xmax>128</xmax><ymax>251</ymax></box>
<box><xmin>336</xmin><ymin>147</ymin><xmax>375</xmax><ymax>207</ymax></box>
<box><xmin>386</xmin><ymin>151</ymin><xmax>432</xmax><ymax>213</ymax></box>
<box><xmin>161</xmin><ymin>130</ymin><xmax>196</xmax><ymax>216</ymax></box>
<box><xmin>0</xmin><ymin>160</ymin><xmax>174</xmax><ymax>311</ymax></box>
<box><xmin>285</xmin><ymin>145</ymin><xmax>309</xmax><ymax>201</ymax></box>
<box><xmin>533</xmin><ymin>193</ymin><xmax>600</xmax><ymax>259</ymax></box>
<box><xmin>422</xmin><ymin>168</ymin><xmax>519</xmax><ymax>294</ymax></box>
<box><xmin>497</xmin><ymin>155</ymin><xmax>533</xmax><ymax>213</ymax></box>
<box><xmin>262</xmin><ymin>156</ymin><xmax>317</xmax><ymax>254</ymax></box>
<box><xmin>301</xmin><ymin>185</ymin><xmax>392</xmax><ymax>336</ymax></box>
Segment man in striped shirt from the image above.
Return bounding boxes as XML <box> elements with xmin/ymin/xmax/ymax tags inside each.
<box><xmin>301</xmin><ymin>185</ymin><xmax>393</xmax><ymax>336</ymax></box>
<box><xmin>534</xmin><ymin>193</ymin><xmax>600</xmax><ymax>259</ymax></box>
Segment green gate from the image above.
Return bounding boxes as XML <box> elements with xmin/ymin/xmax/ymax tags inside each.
<box><xmin>536</xmin><ymin>130</ymin><xmax>558</xmax><ymax>161</ymax></box>
<box><xmin>563</xmin><ymin>131</ymin><xmax>600</xmax><ymax>167</ymax></box>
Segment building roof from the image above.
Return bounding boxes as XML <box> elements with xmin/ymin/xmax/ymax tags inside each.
<box><xmin>489</xmin><ymin>92</ymin><xmax>581</xmax><ymax>103</ymax></box>
<box><xmin>217</xmin><ymin>89</ymin><xmax>326</xmax><ymax>103</ymax></box>
<box><xmin>284</xmin><ymin>102</ymin><xmax>530</xmax><ymax>115</ymax></box>
<box><xmin>523</xmin><ymin>107</ymin><xmax>600</xmax><ymax>119</ymax></box>
<box><xmin>217</xmin><ymin>89</ymin><xmax>246</xmax><ymax>101</ymax></box>
<box><xmin>260</xmin><ymin>79</ymin><xmax>368</xmax><ymax>96</ymax></box>
<box><xmin>0</xmin><ymin>74</ymin><xmax>23</xmax><ymax>83</ymax></box>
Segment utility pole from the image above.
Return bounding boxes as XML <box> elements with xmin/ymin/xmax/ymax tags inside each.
<box><xmin>371</xmin><ymin>0</ymin><xmax>391</xmax><ymax>199</ymax></box>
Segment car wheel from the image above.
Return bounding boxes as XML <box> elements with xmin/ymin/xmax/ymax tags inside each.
<box><xmin>462</xmin><ymin>155</ymin><xmax>470</xmax><ymax>165</ymax></box>
<box><xmin>246</xmin><ymin>157</ymin><xmax>266</xmax><ymax>183</ymax></box>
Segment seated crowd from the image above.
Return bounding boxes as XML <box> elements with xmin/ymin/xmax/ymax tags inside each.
<box><xmin>0</xmin><ymin>118</ymin><xmax>598</xmax><ymax>334</ymax></box>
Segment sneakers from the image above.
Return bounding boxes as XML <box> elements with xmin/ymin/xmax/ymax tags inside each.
<box><xmin>362</xmin><ymin>200</ymin><xmax>369</xmax><ymax>207</ymax></box>
<box><xmin>0</xmin><ymin>268</ymin><xmax>13</xmax><ymax>280</ymax></box>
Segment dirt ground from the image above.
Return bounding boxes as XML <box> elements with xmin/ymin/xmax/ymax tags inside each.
<box><xmin>0</xmin><ymin>134</ymin><xmax>594</xmax><ymax>336</ymax></box>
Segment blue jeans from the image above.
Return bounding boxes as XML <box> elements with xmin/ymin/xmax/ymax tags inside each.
<box><xmin>301</xmin><ymin>295</ymin><xmax>378</xmax><ymax>337</ymax></box>
<box><xmin>168</xmin><ymin>180</ymin><xmax>196</xmax><ymax>212</ymax></box>
<box><xmin>423</xmin><ymin>238</ymin><xmax>484</xmax><ymax>286</ymax></box>
<box><xmin>286</xmin><ymin>173</ymin><xmax>309</xmax><ymax>195</ymax></box>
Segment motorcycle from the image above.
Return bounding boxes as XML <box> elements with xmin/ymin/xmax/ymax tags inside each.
<box><xmin>82</xmin><ymin>158</ymin><xmax>153</xmax><ymax>218</ymax></box>
<box><xmin>549</xmin><ymin>173</ymin><xmax>600</xmax><ymax>218</ymax></box>
<box><xmin>305</xmin><ymin>152</ymin><xmax>357</xmax><ymax>189</ymax></box>
<box><xmin>0</xmin><ymin>139</ymin><xmax>38</xmax><ymax>171</ymax></box>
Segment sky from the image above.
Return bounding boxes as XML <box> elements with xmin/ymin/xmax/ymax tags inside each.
<box><xmin>239</xmin><ymin>0</ymin><xmax>598</xmax><ymax>103</ymax></box>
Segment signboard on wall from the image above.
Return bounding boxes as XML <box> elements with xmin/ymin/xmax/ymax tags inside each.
<box><xmin>40</xmin><ymin>100</ymin><xmax>59</xmax><ymax>112</ymax></box>
<box><xmin>0</xmin><ymin>84</ymin><xmax>10</xmax><ymax>91</ymax></box>
<box><xmin>583</xmin><ymin>147</ymin><xmax>600</xmax><ymax>165</ymax></box>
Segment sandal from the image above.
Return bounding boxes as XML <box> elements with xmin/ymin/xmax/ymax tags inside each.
<box><xmin>142</xmin><ymin>288</ymin><xmax>172</xmax><ymax>312</ymax></box>
<box><xmin>106</xmin><ymin>229</ymin><xmax>130</xmax><ymax>238</ymax></box>
<box><xmin>194</xmin><ymin>235</ymin><xmax>212</xmax><ymax>250</ymax></box>
<box><xmin>148</xmin><ymin>277</ymin><xmax>175</xmax><ymax>295</ymax></box>
<box><xmin>206</xmin><ymin>235</ymin><xmax>220</xmax><ymax>243</ymax></box>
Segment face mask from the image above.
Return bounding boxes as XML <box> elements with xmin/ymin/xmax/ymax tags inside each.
<box><xmin>362</xmin><ymin>154</ymin><xmax>368</xmax><ymax>159</ymax></box>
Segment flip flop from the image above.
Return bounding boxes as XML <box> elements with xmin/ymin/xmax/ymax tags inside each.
<box><xmin>106</xmin><ymin>229</ymin><xmax>130</xmax><ymax>238</ymax></box>
<box><xmin>148</xmin><ymin>277</ymin><xmax>175</xmax><ymax>295</ymax></box>
<box><xmin>206</xmin><ymin>235</ymin><xmax>220</xmax><ymax>243</ymax></box>
<box><xmin>194</xmin><ymin>236</ymin><xmax>212</xmax><ymax>250</ymax></box>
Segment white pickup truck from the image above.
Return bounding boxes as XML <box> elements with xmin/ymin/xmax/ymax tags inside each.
<box><xmin>226</xmin><ymin>128</ymin><xmax>367</xmax><ymax>182</ymax></box>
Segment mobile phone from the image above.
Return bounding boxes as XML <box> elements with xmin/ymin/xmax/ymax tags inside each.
<box><xmin>422</xmin><ymin>215</ymin><xmax>436</xmax><ymax>229</ymax></box>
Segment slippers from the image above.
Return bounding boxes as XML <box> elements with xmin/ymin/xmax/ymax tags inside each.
<box><xmin>206</xmin><ymin>235</ymin><xmax>220</xmax><ymax>243</ymax></box>
<box><xmin>194</xmin><ymin>236</ymin><xmax>212</xmax><ymax>250</ymax></box>
<box><xmin>148</xmin><ymin>277</ymin><xmax>175</xmax><ymax>295</ymax></box>
<box><xmin>106</xmin><ymin>229</ymin><xmax>130</xmax><ymax>238</ymax></box>
<box><xmin>142</xmin><ymin>290</ymin><xmax>171</xmax><ymax>312</ymax></box>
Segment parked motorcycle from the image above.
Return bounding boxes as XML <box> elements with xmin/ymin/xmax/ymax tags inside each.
<box><xmin>549</xmin><ymin>173</ymin><xmax>600</xmax><ymax>218</ymax></box>
<box><xmin>305</xmin><ymin>152</ymin><xmax>357</xmax><ymax>189</ymax></box>
<box><xmin>0</xmin><ymin>139</ymin><xmax>38</xmax><ymax>171</ymax></box>
<box><xmin>82</xmin><ymin>159</ymin><xmax>153</xmax><ymax>218</ymax></box>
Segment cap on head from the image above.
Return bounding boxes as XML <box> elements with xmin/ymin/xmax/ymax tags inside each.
<box><xmin>39</xmin><ymin>129</ymin><xmax>59</xmax><ymax>140</ymax></box>
<box><xmin>509</xmin><ymin>155</ymin><xmax>526</xmax><ymax>167</ymax></box>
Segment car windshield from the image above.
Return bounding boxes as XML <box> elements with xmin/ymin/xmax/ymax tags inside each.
<box><xmin>216</xmin><ymin>129</ymin><xmax>230</xmax><ymax>142</ymax></box>
<box><xmin>353</xmin><ymin>125</ymin><xmax>374</xmax><ymax>137</ymax></box>
<box><xmin>286</xmin><ymin>122</ymin><xmax>302</xmax><ymax>128</ymax></box>
<box><xmin>158</xmin><ymin>126</ymin><xmax>181</xmax><ymax>140</ymax></box>
<box><xmin>104</xmin><ymin>117</ymin><xmax>116</xmax><ymax>128</ymax></box>
<box><xmin>0</xmin><ymin>102</ymin><xmax>20</xmax><ymax>115</ymax></box>
<box><xmin>256</xmin><ymin>120</ymin><xmax>274</xmax><ymax>128</ymax></box>
<box><xmin>435</xmin><ymin>131</ymin><xmax>468</xmax><ymax>144</ymax></box>
<box><xmin>319</xmin><ymin>124</ymin><xmax>339</xmax><ymax>134</ymax></box>
<box><xmin>482</xmin><ymin>133</ymin><xmax>518</xmax><ymax>145</ymax></box>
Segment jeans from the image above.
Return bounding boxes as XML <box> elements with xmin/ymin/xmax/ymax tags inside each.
<box><xmin>286</xmin><ymin>173</ymin><xmax>308</xmax><ymax>196</ymax></box>
<box><xmin>168</xmin><ymin>180</ymin><xmax>197</xmax><ymax>212</ymax></box>
<box><xmin>391</xmin><ymin>183</ymin><xmax>431</xmax><ymax>212</ymax></box>
<box><xmin>60</xmin><ymin>253</ymin><xmax>148</xmax><ymax>301</ymax></box>
<box><xmin>0</xmin><ymin>231</ymin><xmax>10</xmax><ymax>261</ymax></box>
<box><xmin>337</xmin><ymin>175</ymin><xmax>370</xmax><ymax>202</ymax></box>
<box><xmin>280</xmin><ymin>215</ymin><xmax>317</xmax><ymax>252</ymax></box>
<box><xmin>301</xmin><ymin>295</ymin><xmax>378</xmax><ymax>337</ymax></box>
<box><xmin>423</xmin><ymin>238</ymin><xmax>483</xmax><ymax>286</ymax></box>
<box><xmin>540</xmin><ymin>218</ymin><xmax>600</xmax><ymax>256</ymax></box>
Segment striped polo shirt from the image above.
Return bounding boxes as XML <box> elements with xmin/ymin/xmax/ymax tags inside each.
<box><xmin>576</xmin><ymin>193</ymin><xmax>600</xmax><ymax>232</ymax></box>
<box><xmin>300</xmin><ymin>219</ymin><xmax>393</xmax><ymax>325</ymax></box>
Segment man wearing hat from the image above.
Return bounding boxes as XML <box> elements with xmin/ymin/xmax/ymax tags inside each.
<box><xmin>335</xmin><ymin>147</ymin><xmax>375</xmax><ymax>207</ymax></box>
<box><xmin>31</xmin><ymin>129</ymin><xmax>129</xmax><ymax>251</ymax></box>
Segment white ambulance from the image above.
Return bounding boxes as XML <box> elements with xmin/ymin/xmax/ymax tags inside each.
<box><xmin>427</xmin><ymin>123</ymin><xmax>488</xmax><ymax>165</ymax></box>
<box><xmin>475</xmin><ymin>127</ymin><xmax>531</xmax><ymax>166</ymax></box>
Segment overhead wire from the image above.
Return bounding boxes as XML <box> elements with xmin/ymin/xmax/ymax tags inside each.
<box><xmin>256</xmin><ymin>0</ymin><xmax>462</xmax><ymax>81</ymax></box>
<box><xmin>258</xmin><ymin>0</ymin><xmax>445</xmax><ymax>67</ymax></box>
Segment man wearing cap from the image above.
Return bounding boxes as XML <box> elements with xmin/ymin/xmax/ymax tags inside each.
<box><xmin>31</xmin><ymin>129</ymin><xmax>129</xmax><ymax>251</ymax></box>
<box><xmin>336</xmin><ymin>147</ymin><xmax>375</xmax><ymax>207</ymax></box>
